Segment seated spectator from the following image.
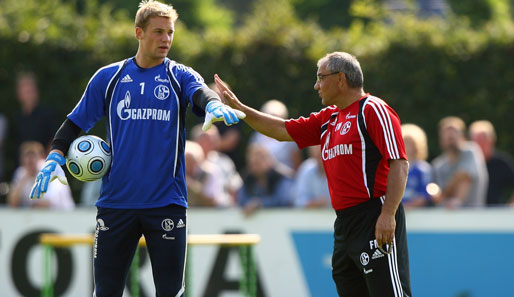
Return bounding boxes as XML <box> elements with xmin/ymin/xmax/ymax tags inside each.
<box><xmin>249</xmin><ymin>99</ymin><xmax>303</xmax><ymax>173</ymax></box>
<box><xmin>432</xmin><ymin>116</ymin><xmax>488</xmax><ymax>208</ymax></box>
<box><xmin>191</xmin><ymin>124</ymin><xmax>242</xmax><ymax>205</ymax></box>
<box><xmin>293</xmin><ymin>145</ymin><xmax>331</xmax><ymax>208</ymax></box>
<box><xmin>185</xmin><ymin>140</ymin><xmax>227</xmax><ymax>207</ymax></box>
<box><xmin>8</xmin><ymin>141</ymin><xmax>74</xmax><ymax>210</ymax></box>
<box><xmin>401</xmin><ymin>123</ymin><xmax>434</xmax><ymax>207</ymax></box>
<box><xmin>208</xmin><ymin>82</ymin><xmax>243</xmax><ymax>166</ymax></box>
<box><xmin>469</xmin><ymin>120</ymin><xmax>514</xmax><ymax>206</ymax></box>
<box><xmin>238</xmin><ymin>143</ymin><xmax>294</xmax><ymax>216</ymax></box>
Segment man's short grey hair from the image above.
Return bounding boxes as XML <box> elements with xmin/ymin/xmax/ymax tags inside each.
<box><xmin>317</xmin><ymin>52</ymin><xmax>364</xmax><ymax>88</ymax></box>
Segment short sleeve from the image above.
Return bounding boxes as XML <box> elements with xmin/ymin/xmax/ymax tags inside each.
<box><xmin>67</xmin><ymin>65</ymin><xmax>119</xmax><ymax>132</ymax></box>
<box><xmin>363</xmin><ymin>98</ymin><xmax>406</xmax><ymax>160</ymax></box>
<box><xmin>459</xmin><ymin>143</ymin><xmax>484</xmax><ymax>180</ymax></box>
<box><xmin>172</xmin><ymin>63</ymin><xmax>208</xmax><ymax>115</ymax></box>
<box><xmin>285</xmin><ymin>112</ymin><xmax>323</xmax><ymax>149</ymax></box>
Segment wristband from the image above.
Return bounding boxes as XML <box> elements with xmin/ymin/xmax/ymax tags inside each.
<box><xmin>46</xmin><ymin>152</ymin><xmax>66</xmax><ymax>166</ymax></box>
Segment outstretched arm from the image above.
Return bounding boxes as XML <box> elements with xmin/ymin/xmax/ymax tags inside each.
<box><xmin>214</xmin><ymin>74</ymin><xmax>292</xmax><ymax>142</ymax></box>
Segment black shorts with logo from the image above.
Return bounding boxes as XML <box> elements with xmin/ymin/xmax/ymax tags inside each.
<box><xmin>93</xmin><ymin>204</ymin><xmax>187</xmax><ymax>297</ymax></box>
<box><xmin>332</xmin><ymin>197</ymin><xmax>411</xmax><ymax>297</ymax></box>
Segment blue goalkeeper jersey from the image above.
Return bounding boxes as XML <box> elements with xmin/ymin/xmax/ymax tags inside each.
<box><xmin>68</xmin><ymin>57</ymin><xmax>206</xmax><ymax>209</ymax></box>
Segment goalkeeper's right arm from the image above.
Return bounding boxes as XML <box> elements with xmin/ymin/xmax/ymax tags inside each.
<box><xmin>51</xmin><ymin>118</ymin><xmax>83</xmax><ymax>155</ymax></box>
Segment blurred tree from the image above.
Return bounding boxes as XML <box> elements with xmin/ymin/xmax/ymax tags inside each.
<box><xmin>1</xmin><ymin>0</ymin><xmax>513</xmax><ymax>194</ymax></box>
<box><xmin>290</xmin><ymin>0</ymin><xmax>353</xmax><ymax>29</ymax></box>
<box><xmin>218</xmin><ymin>0</ymin><xmax>254</xmax><ymax>25</ymax></box>
<box><xmin>91</xmin><ymin>0</ymin><xmax>236</xmax><ymax>30</ymax></box>
<box><xmin>446</xmin><ymin>0</ymin><xmax>499</xmax><ymax>27</ymax></box>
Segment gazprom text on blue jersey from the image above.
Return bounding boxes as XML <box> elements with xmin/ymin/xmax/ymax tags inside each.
<box><xmin>116</xmin><ymin>90</ymin><xmax>171</xmax><ymax>121</ymax></box>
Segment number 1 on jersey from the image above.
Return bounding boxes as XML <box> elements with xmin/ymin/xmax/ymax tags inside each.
<box><xmin>140</xmin><ymin>82</ymin><xmax>145</xmax><ymax>94</ymax></box>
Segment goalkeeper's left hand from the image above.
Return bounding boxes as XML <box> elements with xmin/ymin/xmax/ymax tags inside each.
<box><xmin>202</xmin><ymin>100</ymin><xmax>246</xmax><ymax>131</ymax></box>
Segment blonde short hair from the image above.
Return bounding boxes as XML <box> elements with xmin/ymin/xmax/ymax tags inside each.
<box><xmin>135</xmin><ymin>0</ymin><xmax>178</xmax><ymax>29</ymax></box>
<box><xmin>261</xmin><ymin>99</ymin><xmax>288</xmax><ymax>119</ymax></box>
<box><xmin>438</xmin><ymin>116</ymin><xmax>466</xmax><ymax>135</ymax></box>
<box><xmin>469</xmin><ymin>120</ymin><xmax>496</xmax><ymax>142</ymax></box>
<box><xmin>401</xmin><ymin>124</ymin><xmax>428</xmax><ymax>161</ymax></box>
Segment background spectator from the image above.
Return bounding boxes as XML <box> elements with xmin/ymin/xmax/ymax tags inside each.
<box><xmin>13</xmin><ymin>72</ymin><xmax>59</xmax><ymax>155</ymax></box>
<box><xmin>249</xmin><ymin>99</ymin><xmax>303</xmax><ymax>173</ymax></box>
<box><xmin>432</xmin><ymin>116</ymin><xmax>488</xmax><ymax>208</ymax></box>
<box><xmin>469</xmin><ymin>120</ymin><xmax>514</xmax><ymax>206</ymax></box>
<box><xmin>191</xmin><ymin>124</ymin><xmax>242</xmax><ymax>206</ymax></box>
<box><xmin>238</xmin><ymin>143</ymin><xmax>294</xmax><ymax>217</ymax></box>
<box><xmin>293</xmin><ymin>145</ymin><xmax>331</xmax><ymax>208</ymax></box>
<box><xmin>401</xmin><ymin>123</ymin><xmax>434</xmax><ymax>208</ymax></box>
<box><xmin>185</xmin><ymin>140</ymin><xmax>227</xmax><ymax>207</ymax></box>
<box><xmin>8</xmin><ymin>141</ymin><xmax>74</xmax><ymax>210</ymax></box>
<box><xmin>208</xmin><ymin>82</ymin><xmax>243</xmax><ymax>167</ymax></box>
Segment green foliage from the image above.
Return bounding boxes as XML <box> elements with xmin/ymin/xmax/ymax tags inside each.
<box><xmin>185</xmin><ymin>0</ymin><xmax>514</xmax><ymax>162</ymax></box>
<box><xmin>1</xmin><ymin>0</ymin><xmax>514</xmax><ymax>192</ymax></box>
<box><xmin>447</xmin><ymin>0</ymin><xmax>493</xmax><ymax>26</ymax></box>
<box><xmin>291</xmin><ymin>0</ymin><xmax>353</xmax><ymax>29</ymax></box>
<box><xmin>144</xmin><ymin>0</ymin><xmax>236</xmax><ymax>30</ymax></box>
<box><xmin>447</xmin><ymin>0</ymin><xmax>514</xmax><ymax>26</ymax></box>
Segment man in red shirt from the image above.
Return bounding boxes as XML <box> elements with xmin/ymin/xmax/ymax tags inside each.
<box><xmin>215</xmin><ymin>52</ymin><xmax>411</xmax><ymax>297</ymax></box>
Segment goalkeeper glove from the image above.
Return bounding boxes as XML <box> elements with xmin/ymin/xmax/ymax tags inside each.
<box><xmin>202</xmin><ymin>100</ymin><xmax>246</xmax><ymax>131</ymax></box>
<box><xmin>30</xmin><ymin>152</ymin><xmax>68</xmax><ymax>199</ymax></box>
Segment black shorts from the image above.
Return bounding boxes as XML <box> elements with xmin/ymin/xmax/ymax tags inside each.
<box><xmin>93</xmin><ymin>204</ymin><xmax>187</xmax><ymax>297</ymax></box>
<box><xmin>332</xmin><ymin>197</ymin><xmax>411</xmax><ymax>297</ymax></box>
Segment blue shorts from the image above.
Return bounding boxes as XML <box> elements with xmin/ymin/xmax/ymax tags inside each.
<box><xmin>93</xmin><ymin>204</ymin><xmax>187</xmax><ymax>297</ymax></box>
